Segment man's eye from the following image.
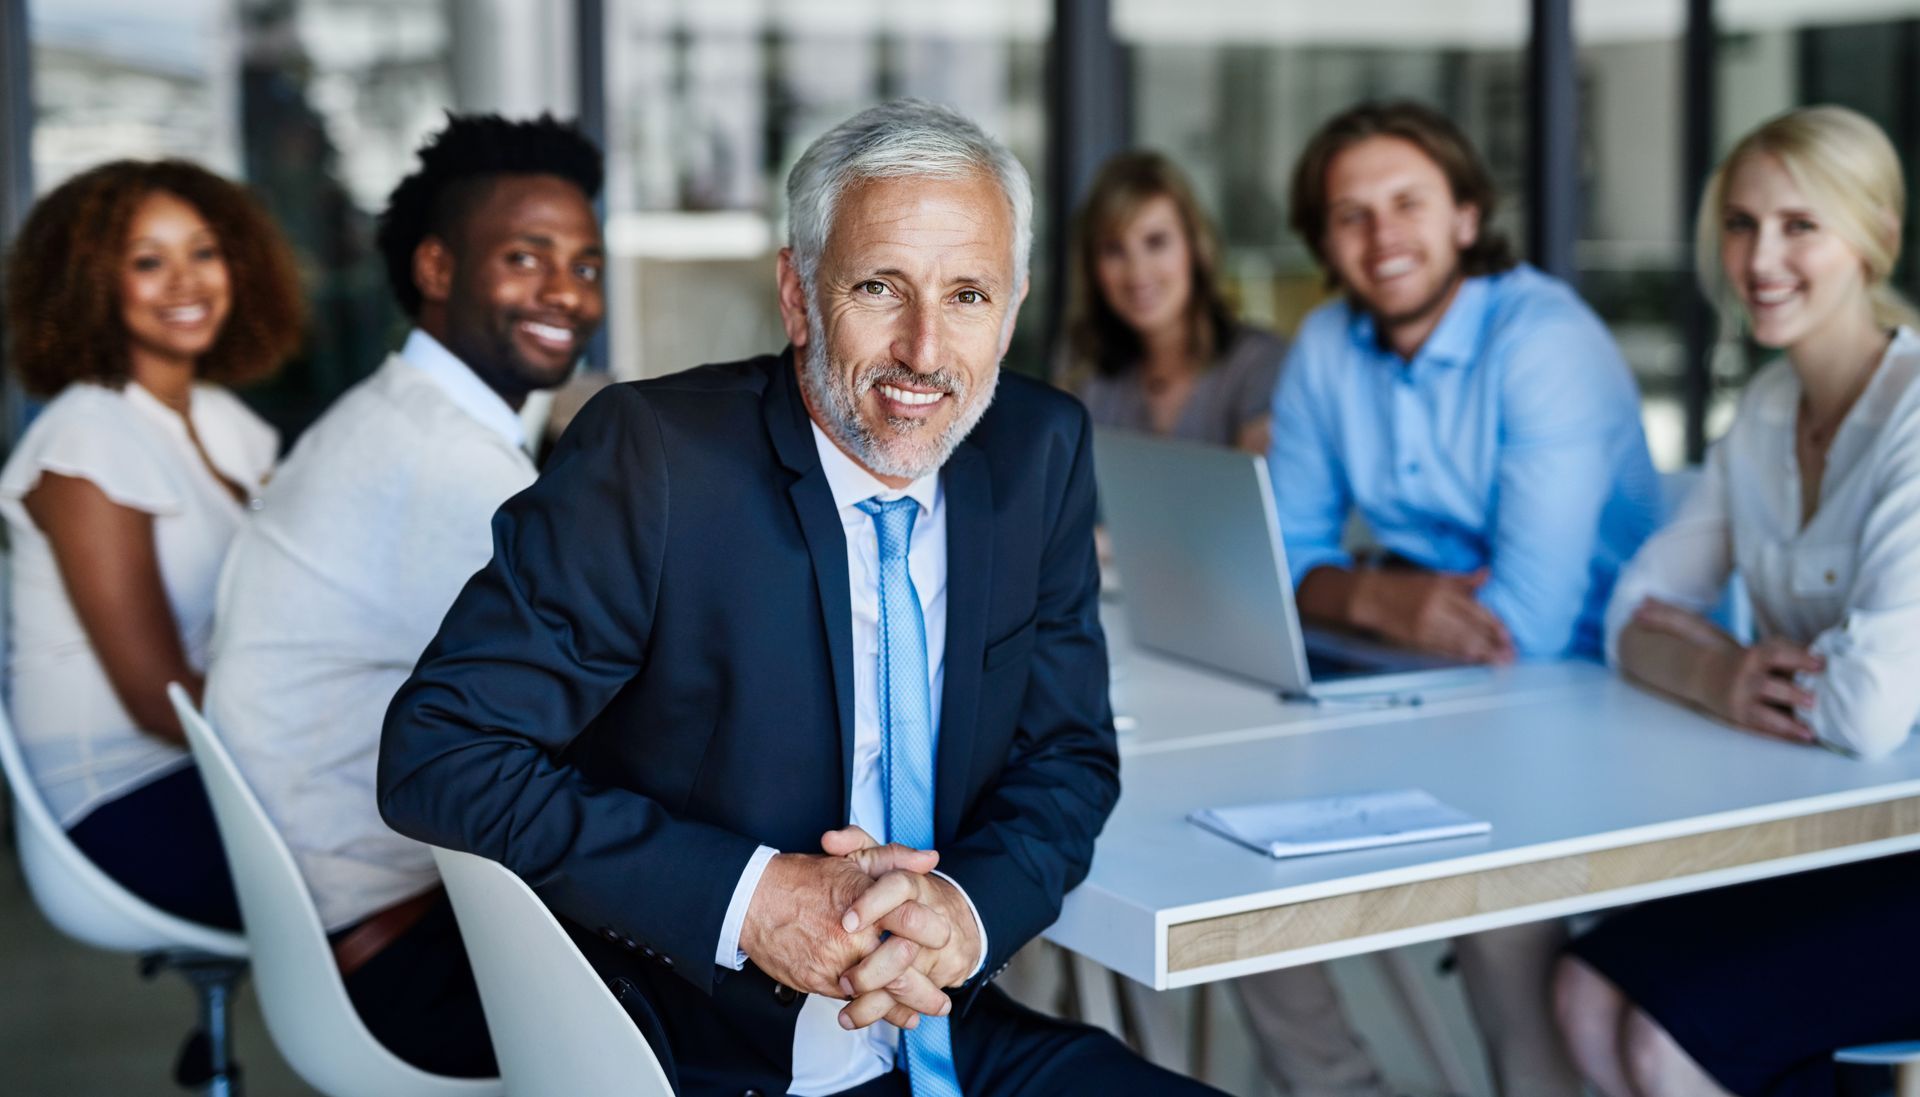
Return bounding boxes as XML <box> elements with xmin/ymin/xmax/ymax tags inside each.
<box><xmin>509</xmin><ymin>251</ymin><xmax>539</xmax><ymax>268</ymax></box>
<box><xmin>861</xmin><ymin>280</ymin><xmax>889</xmax><ymax>296</ymax></box>
<box><xmin>955</xmin><ymin>289</ymin><xmax>985</xmax><ymax>304</ymax></box>
<box><xmin>574</xmin><ymin>264</ymin><xmax>602</xmax><ymax>283</ymax></box>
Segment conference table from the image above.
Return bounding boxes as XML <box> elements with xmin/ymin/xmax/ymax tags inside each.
<box><xmin>1045</xmin><ymin>619</ymin><xmax>1920</xmax><ymax>995</ymax></box>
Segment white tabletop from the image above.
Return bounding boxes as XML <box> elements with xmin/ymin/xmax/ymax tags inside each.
<box><xmin>1056</xmin><ymin>643</ymin><xmax>1920</xmax><ymax>989</ymax></box>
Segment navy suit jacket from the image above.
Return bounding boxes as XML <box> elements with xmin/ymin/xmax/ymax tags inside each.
<box><xmin>377</xmin><ymin>350</ymin><xmax>1120</xmax><ymax>1094</ymax></box>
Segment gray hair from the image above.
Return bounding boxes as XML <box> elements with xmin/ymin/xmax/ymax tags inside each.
<box><xmin>786</xmin><ymin>99</ymin><xmax>1034</xmax><ymax>299</ymax></box>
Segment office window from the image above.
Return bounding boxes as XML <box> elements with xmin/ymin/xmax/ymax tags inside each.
<box><xmin>236</xmin><ymin>0</ymin><xmax>455</xmax><ymax>436</ymax></box>
<box><xmin>1116</xmin><ymin>0</ymin><xmax>1529</xmax><ymax>339</ymax></box>
<box><xmin>1575</xmin><ymin>1</ymin><xmax>1702</xmax><ymax>468</ymax></box>
<box><xmin>27</xmin><ymin>0</ymin><xmax>242</xmax><ymax>190</ymax></box>
<box><xmin>603</xmin><ymin>0</ymin><xmax>1052</xmax><ymax>379</ymax></box>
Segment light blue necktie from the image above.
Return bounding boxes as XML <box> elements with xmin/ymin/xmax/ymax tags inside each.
<box><xmin>855</xmin><ymin>496</ymin><xmax>962</xmax><ymax>1097</ymax></box>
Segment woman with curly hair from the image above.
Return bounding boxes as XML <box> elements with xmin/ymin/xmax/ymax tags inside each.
<box><xmin>1</xmin><ymin>159</ymin><xmax>302</xmax><ymax>929</ymax></box>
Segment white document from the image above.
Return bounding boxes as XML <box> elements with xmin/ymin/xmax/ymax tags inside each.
<box><xmin>1188</xmin><ymin>788</ymin><xmax>1491</xmax><ymax>859</ymax></box>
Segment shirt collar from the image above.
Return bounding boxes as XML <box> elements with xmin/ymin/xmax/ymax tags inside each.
<box><xmin>1346</xmin><ymin>271</ymin><xmax>1494</xmax><ymax>369</ymax></box>
<box><xmin>809</xmin><ymin>419</ymin><xmax>938</xmax><ymax>516</ymax></box>
<box><xmin>399</xmin><ymin>328</ymin><xmax>528</xmax><ymax>449</ymax></box>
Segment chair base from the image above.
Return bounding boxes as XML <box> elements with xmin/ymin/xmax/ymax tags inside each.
<box><xmin>141</xmin><ymin>948</ymin><xmax>248</xmax><ymax>1095</ymax></box>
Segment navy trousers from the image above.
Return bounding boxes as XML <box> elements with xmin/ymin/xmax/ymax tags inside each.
<box><xmin>67</xmin><ymin>764</ymin><xmax>241</xmax><ymax>931</ymax></box>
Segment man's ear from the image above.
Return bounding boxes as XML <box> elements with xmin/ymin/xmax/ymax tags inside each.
<box><xmin>776</xmin><ymin>248</ymin><xmax>811</xmax><ymax>349</ymax></box>
<box><xmin>1453</xmin><ymin>203</ymin><xmax>1482</xmax><ymax>252</ymax></box>
<box><xmin>997</xmin><ymin>277</ymin><xmax>1032</xmax><ymax>360</ymax></box>
<box><xmin>413</xmin><ymin>236</ymin><xmax>454</xmax><ymax>306</ymax></box>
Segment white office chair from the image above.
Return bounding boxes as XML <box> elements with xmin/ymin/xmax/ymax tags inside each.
<box><xmin>168</xmin><ymin>684</ymin><xmax>502</xmax><ymax>1097</ymax></box>
<box><xmin>1836</xmin><ymin>1043</ymin><xmax>1920</xmax><ymax>1097</ymax></box>
<box><xmin>431</xmin><ymin>845</ymin><xmax>675</xmax><ymax>1097</ymax></box>
<box><xmin>0</xmin><ymin>696</ymin><xmax>248</xmax><ymax>1094</ymax></box>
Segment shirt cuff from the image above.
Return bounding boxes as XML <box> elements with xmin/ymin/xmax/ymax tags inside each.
<box><xmin>715</xmin><ymin>844</ymin><xmax>780</xmax><ymax>971</ymax></box>
<box><xmin>930</xmin><ymin>868</ymin><xmax>989</xmax><ymax>980</ymax></box>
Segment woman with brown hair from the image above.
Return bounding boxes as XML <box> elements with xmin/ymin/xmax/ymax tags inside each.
<box><xmin>1</xmin><ymin>159</ymin><xmax>303</xmax><ymax>929</ymax></box>
<box><xmin>1061</xmin><ymin>150</ymin><xmax>1285</xmax><ymax>454</ymax></box>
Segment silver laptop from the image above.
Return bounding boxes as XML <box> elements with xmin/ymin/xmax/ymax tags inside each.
<box><xmin>1092</xmin><ymin>429</ymin><xmax>1491</xmax><ymax>700</ymax></box>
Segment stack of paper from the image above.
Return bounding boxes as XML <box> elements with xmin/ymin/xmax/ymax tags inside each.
<box><xmin>1189</xmin><ymin>788</ymin><xmax>1491</xmax><ymax>859</ymax></box>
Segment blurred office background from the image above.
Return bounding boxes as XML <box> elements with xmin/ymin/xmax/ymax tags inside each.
<box><xmin>3</xmin><ymin>1</ymin><xmax>1920</xmax><ymax>1093</ymax></box>
<box><xmin>8</xmin><ymin>0</ymin><xmax>1920</xmax><ymax>464</ymax></box>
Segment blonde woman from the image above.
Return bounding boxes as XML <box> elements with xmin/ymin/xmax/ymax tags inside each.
<box><xmin>1556</xmin><ymin>106</ymin><xmax>1920</xmax><ymax>1097</ymax></box>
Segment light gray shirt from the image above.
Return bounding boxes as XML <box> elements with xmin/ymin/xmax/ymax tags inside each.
<box><xmin>206</xmin><ymin>330</ymin><xmax>534</xmax><ymax>930</ymax></box>
<box><xmin>1070</xmin><ymin>325</ymin><xmax>1286</xmax><ymax>446</ymax></box>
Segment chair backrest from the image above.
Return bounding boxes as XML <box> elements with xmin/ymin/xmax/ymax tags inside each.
<box><xmin>0</xmin><ymin>695</ymin><xmax>244</xmax><ymax>957</ymax></box>
<box><xmin>431</xmin><ymin>845</ymin><xmax>675</xmax><ymax>1097</ymax></box>
<box><xmin>168</xmin><ymin>684</ymin><xmax>501</xmax><ymax>1097</ymax></box>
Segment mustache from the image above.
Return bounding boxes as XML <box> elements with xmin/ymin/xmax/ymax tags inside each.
<box><xmin>854</xmin><ymin>363</ymin><xmax>967</xmax><ymax>398</ymax></box>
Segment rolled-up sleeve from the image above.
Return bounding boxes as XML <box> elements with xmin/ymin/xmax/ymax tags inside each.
<box><xmin>1268</xmin><ymin>336</ymin><xmax>1353</xmax><ymax>585</ymax></box>
<box><xmin>1803</xmin><ymin>410</ymin><xmax>1920</xmax><ymax>758</ymax></box>
<box><xmin>1478</xmin><ymin>321</ymin><xmax>1648</xmax><ymax>656</ymax></box>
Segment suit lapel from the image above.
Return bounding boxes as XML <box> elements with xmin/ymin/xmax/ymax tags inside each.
<box><xmin>764</xmin><ymin>353</ymin><xmax>859</xmax><ymax>822</ymax></box>
<box><xmin>936</xmin><ymin>439</ymin><xmax>991</xmax><ymax>844</ymax></box>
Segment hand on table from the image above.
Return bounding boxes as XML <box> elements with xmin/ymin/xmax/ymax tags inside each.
<box><xmin>1634</xmin><ymin>600</ymin><xmax>1824</xmax><ymax>743</ymax></box>
<box><xmin>1355</xmin><ymin>567</ymin><xmax>1515</xmax><ymax>664</ymax></box>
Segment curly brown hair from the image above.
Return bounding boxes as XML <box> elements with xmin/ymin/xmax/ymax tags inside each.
<box><xmin>4</xmin><ymin>159</ymin><xmax>304</xmax><ymax>397</ymax></box>
<box><xmin>1064</xmin><ymin>150</ymin><xmax>1239</xmax><ymax>382</ymax></box>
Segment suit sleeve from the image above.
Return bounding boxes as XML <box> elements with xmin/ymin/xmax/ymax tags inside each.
<box><xmin>935</xmin><ymin>403</ymin><xmax>1122</xmax><ymax>1001</ymax></box>
<box><xmin>377</xmin><ymin>385</ymin><xmax>760</xmax><ymax>994</ymax></box>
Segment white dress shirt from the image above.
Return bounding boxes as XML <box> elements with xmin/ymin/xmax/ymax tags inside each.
<box><xmin>713</xmin><ymin>422</ymin><xmax>986</xmax><ymax>1096</ymax></box>
<box><xmin>0</xmin><ymin>380</ymin><xmax>276</xmax><ymax>826</ymax></box>
<box><xmin>206</xmin><ymin>330</ymin><xmax>536</xmax><ymax>930</ymax></box>
<box><xmin>1605</xmin><ymin>327</ymin><xmax>1920</xmax><ymax>758</ymax></box>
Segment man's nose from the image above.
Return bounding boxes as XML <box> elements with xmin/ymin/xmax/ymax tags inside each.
<box><xmin>892</xmin><ymin>298</ymin><xmax>944</xmax><ymax>371</ymax></box>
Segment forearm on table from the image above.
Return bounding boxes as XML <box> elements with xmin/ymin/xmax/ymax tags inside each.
<box><xmin>1615</xmin><ymin>617</ymin><xmax>1735</xmax><ymax>712</ymax></box>
<box><xmin>1296</xmin><ymin>565</ymin><xmax>1367</xmax><ymax>630</ymax></box>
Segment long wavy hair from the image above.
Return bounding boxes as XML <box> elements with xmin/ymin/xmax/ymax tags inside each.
<box><xmin>1064</xmin><ymin>150</ymin><xmax>1238</xmax><ymax>382</ymax></box>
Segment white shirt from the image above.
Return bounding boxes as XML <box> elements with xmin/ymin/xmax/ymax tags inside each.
<box><xmin>206</xmin><ymin>330</ymin><xmax>535</xmax><ymax>930</ymax></box>
<box><xmin>1605</xmin><ymin>327</ymin><xmax>1920</xmax><ymax>758</ymax></box>
<box><xmin>713</xmin><ymin>422</ymin><xmax>985</xmax><ymax>1096</ymax></box>
<box><xmin>0</xmin><ymin>381</ymin><xmax>276</xmax><ymax>825</ymax></box>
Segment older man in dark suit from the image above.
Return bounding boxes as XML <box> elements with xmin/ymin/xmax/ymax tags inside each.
<box><xmin>377</xmin><ymin>100</ymin><xmax>1222</xmax><ymax>1097</ymax></box>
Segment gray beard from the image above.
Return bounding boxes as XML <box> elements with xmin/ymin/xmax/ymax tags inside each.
<box><xmin>797</xmin><ymin>305</ymin><xmax>999</xmax><ymax>481</ymax></box>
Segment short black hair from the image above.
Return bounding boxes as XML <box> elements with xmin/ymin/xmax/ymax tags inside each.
<box><xmin>376</xmin><ymin>112</ymin><xmax>604</xmax><ymax>318</ymax></box>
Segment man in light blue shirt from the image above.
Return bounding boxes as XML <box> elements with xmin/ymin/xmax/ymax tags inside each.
<box><xmin>1270</xmin><ymin>101</ymin><xmax>1660</xmax><ymax>663</ymax></box>
<box><xmin>1236</xmin><ymin>101</ymin><xmax>1660</xmax><ymax>1097</ymax></box>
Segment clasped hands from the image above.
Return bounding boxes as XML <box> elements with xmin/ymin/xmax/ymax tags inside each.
<box><xmin>739</xmin><ymin>825</ymin><xmax>982</xmax><ymax>1032</ymax></box>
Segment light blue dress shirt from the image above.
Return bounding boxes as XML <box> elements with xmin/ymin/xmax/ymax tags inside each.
<box><xmin>1267</xmin><ymin>263</ymin><xmax>1661</xmax><ymax>658</ymax></box>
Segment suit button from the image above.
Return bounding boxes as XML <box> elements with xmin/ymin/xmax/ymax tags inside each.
<box><xmin>772</xmin><ymin>983</ymin><xmax>799</xmax><ymax>1006</ymax></box>
<box><xmin>743</xmin><ymin>1090</ymin><xmax>765</xmax><ymax>1097</ymax></box>
<box><xmin>640</xmin><ymin>945</ymin><xmax>656</xmax><ymax>959</ymax></box>
<box><xmin>600</xmin><ymin>926</ymin><xmax>620</xmax><ymax>943</ymax></box>
<box><xmin>658</xmin><ymin>953</ymin><xmax>674</xmax><ymax>970</ymax></box>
